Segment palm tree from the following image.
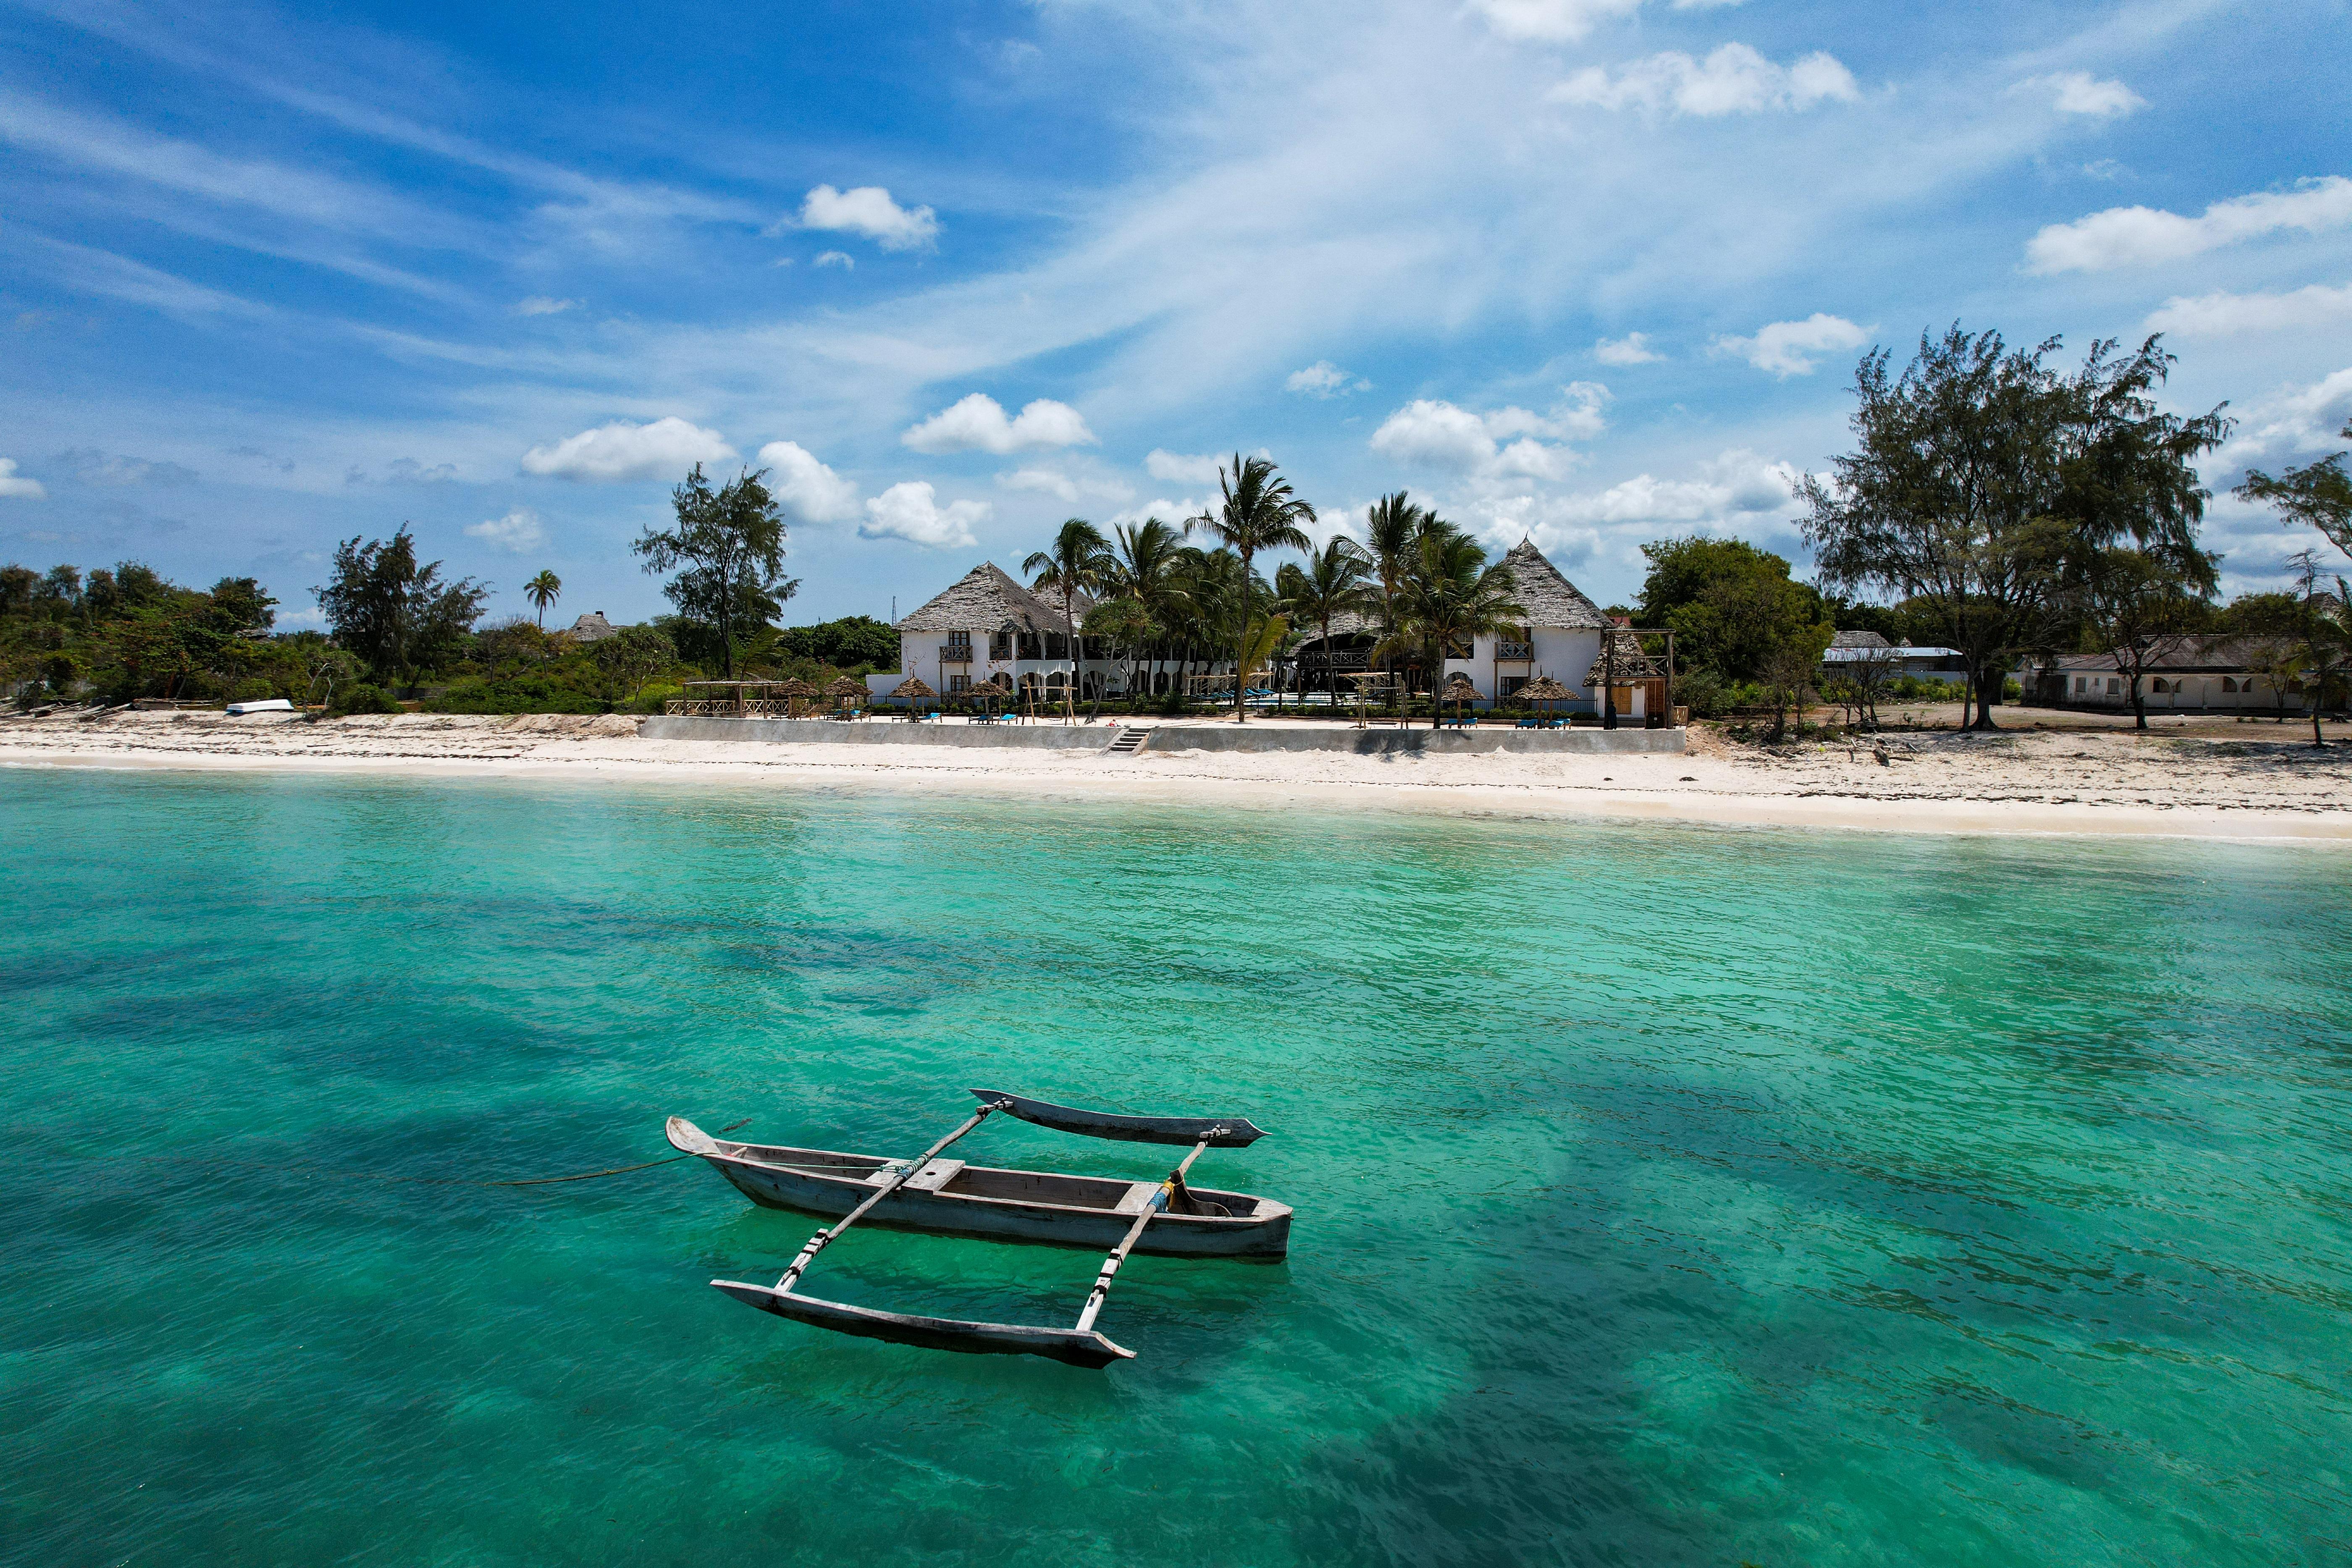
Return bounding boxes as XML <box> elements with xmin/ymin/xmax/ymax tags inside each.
<box><xmin>523</xmin><ymin>570</ymin><xmax>562</xmax><ymax>630</ymax></box>
<box><xmin>1389</xmin><ymin>529</ymin><xmax>1524</xmax><ymax>728</ymax></box>
<box><xmin>1102</xmin><ymin>517</ymin><xmax>1189</xmax><ymax>702</ymax></box>
<box><xmin>1024</xmin><ymin>517</ymin><xmax>1112</xmax><ymax>720</ymax></box>
<box><xmin>1194</xmin><ymin>455</ymin><xmax>1315</xmax><ymax>721</ymax></box>
<box><xmin>1276</xmin><ymin>538</ymin><xmax>1374</xmax><ymax>706</ymax></box>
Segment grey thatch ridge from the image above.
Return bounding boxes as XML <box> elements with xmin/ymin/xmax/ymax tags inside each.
<box><xmin>1831</xmin><ymin>628</ymin><xmax>1892</xmax><ymax>650</ymax></box>
<box><xmin>895</xmin><ymin>562</ymin><xmax>1096</xmax><ymax>635</ymax></box>
<box><xmin>1499</xmin><ymin>539</ymin><xmax>1609</xmax><ymax>630</ymax></box>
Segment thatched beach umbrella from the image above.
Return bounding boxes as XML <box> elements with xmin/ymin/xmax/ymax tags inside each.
<box><xmin>1519</xmin><ymin>674</ymin><xmax>1570</xmax><ymax>725</ymax></box>
<box><xmin>772</xmin><ymin>676</ymin><xmax>818</xmax><ymax>718</ymax></box>
<box><xmin>1441</xmin><ymin>673</ymin><xmax>1482</xmax><ymax>726</ymax></box>
<box><xmin>822</xmin><ymin>675</ymin><xmax>868</xmax><ymax>714</ymax></box>
<box><xmin>889</xmin><ymin>676</ymin><xmax>938</xmax><ymax>718</ymax></box>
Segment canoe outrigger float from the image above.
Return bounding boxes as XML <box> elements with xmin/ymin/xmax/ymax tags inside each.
<box><xmin>666</xmin><ymin>1088</ymin><xmax>1288</xmax><ymax>1369</ymax></box>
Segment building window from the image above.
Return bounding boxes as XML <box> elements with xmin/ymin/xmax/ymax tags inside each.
<box><xmin>2074</xmin><ymin>675</ymin><xmax>2087</xmax><ymax>692</ymax></box>
<box><xmin>2150</xmin><ymin>678</ymin><xmax>2168</xmax><ymax>693</ymax></box>
<box><xmin>2107</xmin><ymin>678</ymin><xmax>2120</xmax><ymax>695</ymax></box>
<box><xmin>990</xmin><ymin>631</ymin><xmax>1012</xmax><ymax>660</ymax></box>
<box><xmin>1043</xmin><ymin>632</ymin><xmax>1068</xmax><ymax>660</ymax></box>
<box><xmin>948</xmin><ymin>674</ymin><xmax>969</xmax><ymax>693</ymax></box>
<box><xmin>2221</xmin><ymin>677</ymin><xmax>2239</xmax><ymax>693</ymax></box>
<box><xmin>1016</xmin><ymin>632</ymin><xmax>1042</xmax><ymax>660</ymax></box>
<box><xmin>945</xmin><ymin>631</ymin><xmax>971</xmax><ymax>653</ymax></box>
<box><xmin>1499</xmin><ymin>675</ymin><xmax>1529</xmax><ymax>699</ymax></box>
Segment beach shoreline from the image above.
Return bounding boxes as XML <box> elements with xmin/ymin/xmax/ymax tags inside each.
<box><xmin>5</xmin><ymin>711</ymin><xmax>2349</xmax><ymax>841</ymax></box>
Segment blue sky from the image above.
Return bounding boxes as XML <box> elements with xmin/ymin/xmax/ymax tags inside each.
<box><xmin>3</xmin><ymin>0</ymin><xmax>2349</xmax><ymax>628</ymax></box>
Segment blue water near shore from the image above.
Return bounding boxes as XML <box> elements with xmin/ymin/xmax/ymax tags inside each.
<box><xmin>3</xmin><ymin>768</ymin><xmax>2348</xmax><ymax>1567</ymax></box>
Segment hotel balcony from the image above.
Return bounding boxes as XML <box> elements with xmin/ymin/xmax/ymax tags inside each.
<box><xmin>1494</xmin><ymin>642</ymin><xmax>1533</xmax><ymax>661</ymax></box>
<box><xmin>939</xmin><ymin>643</ymin><xmax>974</xmax><ymax>663</ymax></box>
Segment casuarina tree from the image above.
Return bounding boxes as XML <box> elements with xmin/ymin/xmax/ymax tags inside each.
<box><xmin>1801</xmin><ymin>328</ymin><xmax>2226</xmax><ymax>730</ymax></box>
<box><xmin>315</xmin><ymin>527</ymin><xmax>489</xmax><ymax>690</ymax></box>
<box><xmin>633</xmin><ymin>465</ymin><xmax>795</xmax><ymax>679</ymax></box>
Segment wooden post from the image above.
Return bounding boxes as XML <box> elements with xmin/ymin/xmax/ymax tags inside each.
<box><xmin>777</xmin><ymin>1106</ymin><xmax>996</xmax><ymax>1293</ymax></box>
<box><xmin>1074</xmin><ymin>1140</ymin><xmax>1210</xmax><ymax>1334</ymax></box>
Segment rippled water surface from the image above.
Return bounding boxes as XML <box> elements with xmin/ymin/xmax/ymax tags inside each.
<box><xmin>4</xmin><ymin>768</ymin><xmax>2349</xmax><ymax>1567</ymax></box>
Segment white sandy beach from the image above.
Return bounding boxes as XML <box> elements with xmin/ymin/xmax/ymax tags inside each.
<box><xmin>5</xmin><ymin>708</ymin><xmax>2349</xmax><ymax>840</ymax></box>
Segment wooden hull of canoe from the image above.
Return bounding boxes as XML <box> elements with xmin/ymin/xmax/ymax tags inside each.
<box><xmin>675</xmin><ymin>1135</ymin><xmax>1291</xmax><ymax>1260</ymax></box>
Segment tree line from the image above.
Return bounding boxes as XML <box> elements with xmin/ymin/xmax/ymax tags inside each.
<box><xmin>8</xmin><ymin>325</ymin><xmax>2346</xmax><ymax>732</ymax></box>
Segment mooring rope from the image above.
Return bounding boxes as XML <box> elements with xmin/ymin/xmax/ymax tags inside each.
<box><xmin>32</xmin><ymin>1119</ymin><xmax>754</xmax><ymax>1190</ymax></box>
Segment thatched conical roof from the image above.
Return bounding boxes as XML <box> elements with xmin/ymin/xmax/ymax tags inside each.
<box><xmin>1583</xmin><ymin>630</ymin><xmax>1664</xmax><ymax>687</ymax></box>
<box><xmin>889</xmin><ymin>677</ymin><xmax>938</xmax><ymax>700</ymax></box>
<box><xmin>772</xmin><ymin>677</ymin><xmax>819</xmax><ymax>697</ymax></box>
<box><xmin>823</xmin><ymin>675</ymin><xmax>869</xmax><ymax>697</ymax></box>
<box><xmin>1441</xmin><ymin>674</ymin><xmax>1482</xmax><ymax>697</ymax></box>
<box><xmin>1518</xmin><ymin>675</ymin><xmax>1571</xmax><ymax>700</ymax></box>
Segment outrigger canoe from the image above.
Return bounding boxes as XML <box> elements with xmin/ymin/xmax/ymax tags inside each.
<box><xmin>669</xmin><ymin>1088</ymin><xmax>1289</xmax><ymax>1368</ymax></box>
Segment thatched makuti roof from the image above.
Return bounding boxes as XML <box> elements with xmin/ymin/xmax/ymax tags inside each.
<box><xmin>889</xmin><ymin>677</ymin><xmax>938</xmax><ymax>700</ymax></box>
<box><xmin>1582</xmin><ymin>629</ymin><xmax>1664</xmax><ymax>687</ymax></box>
<box><xmin>895</xmin><ymin>562</ymin><xmax>1094</xmax><ymax>634</ymax></box>
<box><xmin>1517</xmin><ymin>675</ymin><xmax>1571</xmax><ymax>701</ymax></box>
<box><xmin>823</xmin><ymin>675</ymin><xmax>869</xmax><ymax>697</ymax></box>
<box><xmin>772</xmin><ymin>677</ymin><xmax>819</xmax><ymax>697</ymax></box>
<box><xmin>1498</xmin><ymin>539</ymin><xmax>1609</xmax><ymax>630</ymax></box>
<box><xmin>1441</xmin><ymin>674</ymin><xmax>1482</xmax><ymax>697</ymax></box>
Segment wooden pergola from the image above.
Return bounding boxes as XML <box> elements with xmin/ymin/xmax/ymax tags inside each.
<box><xmin>665</xmin><ymin>679</ymin><xmax>814</xmax><ymax>718</ymax></box>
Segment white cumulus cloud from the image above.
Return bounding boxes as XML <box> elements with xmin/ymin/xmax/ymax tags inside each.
<box><xmin>1144</xmin><ymin>450</ymin><xmax>1230</xmax><ymax>483</ymax></box>
<box><xmin>999</xmin><ymin>467</ymin><xmax>1081</xmax><ymax>502</ymax></box>
<box><xmin>2026</xmin><ymin>176</ymin><xmax>2352</xmax><ymax>273</ymax></box>
<box><xmin>1553</xmin><ymin>45</ymin><xmax>1858</xmax><ymax>116</ymax></box>
<box><xmin>861</xmin><ymin>481</ymin><xmax>989</xmax><ymax>548</ymax></box>
<box><xmin>1714</xmin><ymin>313</ymin><xmax>1868</xmax><ymax>377</ymax></box>
<box><xmin>0</xmin><ymin>458</ymin><xmax>47</xmax><ymax>499</ymax></box>
<box><xmin>521</xmin><ymin>417</ymin><xmax>736</xmax><ymax>483</ymax></box>
<box><xmin>1370</xmin><ymin>385</ymin><xmax>1607</xmax><ymax>482</ymax></box>
<box><xmin>799</xmin><ymin>184</ymin><xmax>939</xmax><ymax>251</ymax></box>
<box><xmin>813</xmin><ymin>250</ymin><xmax>854</xmax><ymax>270</ymax></box>
<box><xmin>2017</xmin><ymin>72</ymin><xmax>2145</xmax><ymax>118</ymax></box>
<box><xmin>2215</xmin><ymin>368</ymin><xmax>2352</xmax><ymax>468</ymax></box>
<box><xmin>465</xmin><ymin>507</ymin><xmax>548</xmax><ymax>553</ymax></box>
<box><xmin>1594</xmin><ymin>333</ymin><xmax>1661</xmax><ymax>365</ymax></box>
<box><xmin>755</xmin><ymin>440</ymin><xmax>861</xmax><ymax>524</ymax></box>
<box><xmin>1287</xmin><ymin>360</ymin><xmax>1370</xmax><ymax>397</ymax></box>
<box><xmin>901</xmin><ymin>393</ymin><xmax>1095</xmax><ymax>454</ymax></box>
<box><xmin>1107</xmin><ymin>496</ymin><xmax>1207</xmax><ymax>532</ymax></box>
<box><xmin>2145</xmin><ymin>283</ymin><xmax>2352</xmax><ymax>338</ymax></box>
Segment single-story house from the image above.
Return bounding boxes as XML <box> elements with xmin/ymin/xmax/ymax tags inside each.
<box><xmin>1820</xmin><ymin>629</ymin><xmax>1969</xmax><ymax>681</ymax></box>
<box><xmin>2014</xmin><ymin>636</ymin><xmax>2315</xmax><ymax>714</ymax></box>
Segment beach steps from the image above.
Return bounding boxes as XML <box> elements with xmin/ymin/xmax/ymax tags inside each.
<box><xmin>1107</xmin><ymin>726</ymin><xmax>1154</xmax><ymax>755</ymax></box>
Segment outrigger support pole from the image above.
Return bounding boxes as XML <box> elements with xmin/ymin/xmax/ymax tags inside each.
<box><xmin>777</xmin><ymin>1104</ymin><xmax>1000</xmax><ymax>1293</ymax></box>
<box><xmin>1075</xmin><ymin>1138</ymin><xmax>1211</xmax><ymax>1335</ymax></box>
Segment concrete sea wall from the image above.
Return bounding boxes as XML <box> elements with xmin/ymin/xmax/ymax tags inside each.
<box><xmin>637</xmin><ymin>716</ymin><xmax>1686</xmax><ymax>755</ymax></box>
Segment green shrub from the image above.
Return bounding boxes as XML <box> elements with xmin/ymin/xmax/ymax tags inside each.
<box><xmin>332</xmin><ymin>683</ymin><xmax>401</xmax><ymax>715</ymax></box>
<box><xmin>426</xmin><ymin>672</ymin><xmax>606</xmax><ymax>714</ymax></box>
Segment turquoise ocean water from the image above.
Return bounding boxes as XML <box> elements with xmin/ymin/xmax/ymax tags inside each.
<box><xmin>3</xmin><ymin>768</ymin><xmax>2348</xmax><ymax>1567</ymax></box>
